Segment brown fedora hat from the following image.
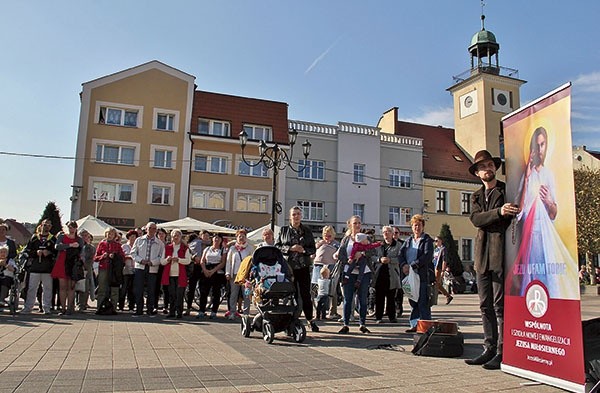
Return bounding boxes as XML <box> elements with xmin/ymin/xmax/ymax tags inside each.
<box><xmin>468</xmin><ymin>150</ymin><xmax>502</xmax><ymax>176</ymax></box>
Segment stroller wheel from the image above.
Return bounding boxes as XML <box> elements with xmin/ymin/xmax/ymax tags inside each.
<box><xmin>241</xmin><ymin>315</ymin><xmax>251</xmax><ymax>338</ymax></box>
<box><xmin>262</xmin><ymin>322</ymin><xmax>274</xmax><ymax>344</ymax></box>
<box><xmin>292</xmin><ymin>322</ymin><xmax>306</xmax><ymax>343</ymax></box>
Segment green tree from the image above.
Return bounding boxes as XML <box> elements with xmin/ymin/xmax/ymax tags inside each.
<box><xmin>38</xmin><ymin>201</ymin><xmax>63</xmax><ymax>236</ymax></box>
<box><xmin>574</xmin><ymin>167</ymin><xmax>600</xmax><ymax>285</ymax></box>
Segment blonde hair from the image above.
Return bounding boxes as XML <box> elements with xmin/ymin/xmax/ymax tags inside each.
<box><xmin>320</xmin><ymin>265</ymin><xmax>330</xmax><ymax>278</ymax></box>
<box><xmin>410</xmin><ymin>214</ymin><xmax>425</xmax><ymax>226</ymax></box>
<box><xmin>104</xmin><ymin>227</ymin><xmax>117</xmax><ymax>238</ymax></box>
<box><xmin>0</xmin><ymin>245</ymin><xmax>8</xmax><ymax>255</ymax></box>
<box><xmin>345</xmin><ymin>215</ymin><xmax>361</xmax><ymax>237</ymax></box>
<box><xmin>170</xmin><ymin>229</ymin><xmax>182</xmax><ymax>238</ymax></box>
<box><xmin>322</xmin><ymin>225</ymin><xmax>336</xmax><ymax>238</ymax></box>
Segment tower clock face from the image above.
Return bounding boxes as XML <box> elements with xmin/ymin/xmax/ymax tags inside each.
<box><xmin>459</xmin><ymin>91</ymin><xmax>478</xmax><ymax>118</ymax></box>
<box><xmin>497</xmin><ymin>92</ymin><xmax>507</xmax><ymax>106</ymax></box>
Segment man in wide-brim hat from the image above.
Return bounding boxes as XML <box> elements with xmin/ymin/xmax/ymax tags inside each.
<box><xmin>465</xmin><ymin>150</ymin><xmax>519</xmax><ymax>370</ymax></box>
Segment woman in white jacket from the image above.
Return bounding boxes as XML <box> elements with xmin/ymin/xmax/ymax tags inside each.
<box><xmin>225</xmin><ymin>229</ymin><xmax>254</xmax><ymax>320</ymax></box>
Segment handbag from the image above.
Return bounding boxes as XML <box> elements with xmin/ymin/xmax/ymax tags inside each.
<box><xmin>71</xmin><ymin>259</ymin><xmax>85</xmax><ymax>282</ymax></box>
<box><xmin>428</xmin><ymin>282</ymin><xmax>438</xmax><ymax>307</ymax></box>
<box><xmin>74</xmin><ymin>279</ymin><xmax>86</xmax><ymax>292</ymax></box>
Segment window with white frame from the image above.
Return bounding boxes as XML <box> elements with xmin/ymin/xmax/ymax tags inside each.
<box><xmin>353</xmin><ymin>203</ymin><xmax>365</xmax><ymax>222</ymax></box>
<box><xmin>462</xmin><ymin>238</ymin><xmax>473</xmax><ymax>261</ymax></box>
<box><xmin>154</xmin><ymin>108</ymin><xmax>178</xmax><ymax>132</ymax></box>
<box><xmin>237</xmin><ymin>193</ymin><xmax>268</xmax><ymax>213</ymax></box>
<box><xmin>99</xmin><ymin>106</ymin><xmax>139</xmax><ymax>127</ymax></box>
<box><xmin>150</xmin><ymin>184</ymin><xmax>172</xmax><ymax>205</ymax></box>
<box><xmin>436</xmin><ymin>190</ymin><xmax>448</xmax><ymax>213</ymax></box>
<box><xmin>92</xmin><ymin>181</ymin><xmax>134</xmax><ymax>203</ymax></box>
<box><xmin>191</xmin><ymin>189</ymin><xmax>226</xmax><ymax>210</ymax></box>
<box><xmin>389</xmin><ymin>207</ymin><xmax>412</xmax><ymax>226</ymax></box>
<box><xmin>197</xmin><ymin>118</ymin><xmax>230</xmax><ymax>137</ymax></box>
<box><xmin>243</xmin><ymin>124</ymin><xmax>272</xmax><ymax>141</ymax></box>
<box><xmin>389</xmin><ymin>169</ymin><xmax>411</xmax><ymax>188</ymax></box>
<box><xmin>239</xmin><ymin>160</ymin><xmax>268</xmax><ymax>177</ymax></box>
<box><xmin>461</xmin><ymin>192</ymin><xmax>472</xmax><ymax>214</ymax></box>
<box><xmin>194</xmin><ymin>154</ymin><xmax>227</xmax><ymax>174</ymax></box>
<box><xmin>353</xmin><ymin>163</ymin><xmax>365</xmax><ymax>183</ymax></box>
<box><xmin>95</xmin><ymin>144</ymin><xmax>136</xmax><ymax>165</ymax></box>
<box><xmin>153</xmin><ymin>150</ymin><xmax>173</xmax><ymax>169</ymax></box>
<box><xmin>298</xmin><ymin>159</ymin><xmax>324</xmax><ymax>180</ymax></box>
<box><xmin>297</xmin><ymin>201</ymin><xmax>324</xmax><ymax>221</ymax></box>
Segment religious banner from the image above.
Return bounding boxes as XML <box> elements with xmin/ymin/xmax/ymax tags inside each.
<box><xmin>502</xmin><ymin>83</ymin><xmax>585</xmax><ymax>392</ymax></box>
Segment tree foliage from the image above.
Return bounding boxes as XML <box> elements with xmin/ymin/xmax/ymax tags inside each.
<box><xmin>38</xmin><ymin>201</ymin><xmax>63</xmax><ymax>236</ymax></box>
<box><xmin>574</xmin><ymin>167</ymin><xmax>600</xmax><ymax>284</ymax></box>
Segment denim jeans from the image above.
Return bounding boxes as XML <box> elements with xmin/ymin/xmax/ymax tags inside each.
<box><xmin>408</xmin><ymin>282</ymin><xmax>431</xmax><ymax>326</ymax></box>
<box><xmin>342</xmin><ymin>272</ymin><xmax>371</xmax><ymax>326</ymax></box>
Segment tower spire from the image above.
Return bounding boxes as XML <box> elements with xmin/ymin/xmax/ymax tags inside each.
<box><xmin>481</xmin><ymin>0</ymin><xmax>486</xmax><ymax>30</ymax></box>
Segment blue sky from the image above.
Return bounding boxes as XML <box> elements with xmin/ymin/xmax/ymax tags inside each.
<box><xmin>1</xmin><ymin>1</ymin><xmax>599</xmax><ymax>224</ymax></box>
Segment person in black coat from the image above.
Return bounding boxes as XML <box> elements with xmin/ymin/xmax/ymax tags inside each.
<box><xmin>275</xmin><ymin>206</ymin><xmax>317</xmax><ymax>332</ymax></box>
<box><xmin>465</xmin><ymin>150</ymin><xmax>518</xmax><ymax>370</ymax></box>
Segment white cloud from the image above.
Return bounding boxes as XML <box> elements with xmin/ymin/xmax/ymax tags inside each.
<box><xmin>399</xmin><ymin>106</ymin><xmax>454</xmax><ymax>128</ymax></box>
<box><xmin>572</xmin><ymin>71</ymin><xmax>600</xmax><ymax>93</ymax></box>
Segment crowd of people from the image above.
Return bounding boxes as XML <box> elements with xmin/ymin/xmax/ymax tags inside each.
<box><xmin>1</xmin><ymin>208</ymin><xmax>468</xmax><ymax>339</ymax></box>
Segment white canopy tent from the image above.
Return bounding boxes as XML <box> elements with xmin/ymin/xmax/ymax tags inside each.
<box><xmin>75</xmin><ymin>215</ymin><xmax>115</xmax><ymax>240</ymax></box>
<box><xmin>157</xmin><ymin>217</ymin><xmax>236</xmax><ymax>235</ymax></box>
<box><xmin>247</xmin><ymin>224</ymin><xmax>280</xmax><ymax>244</ymax></box>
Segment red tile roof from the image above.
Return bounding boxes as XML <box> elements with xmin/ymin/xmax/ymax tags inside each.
<box><xmin>395</xmin><ymin>121</ymin><xmax>479</xmax><ymax>183</ymax></box>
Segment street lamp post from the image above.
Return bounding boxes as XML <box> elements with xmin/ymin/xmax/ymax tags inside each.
<box><xmin>239</xmin><ymin>128</ymin><xmax>311</xmax><ymax>232</ymax></box>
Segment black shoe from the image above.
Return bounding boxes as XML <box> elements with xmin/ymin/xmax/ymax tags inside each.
<box><xmin>176</xmin><ymin>314</ymin><xmax>182</xmax><ymax>319</ymax></box>
<box><xmin>405</xmin><ymin>327</ymin><xmax>417</xmax><ymax>333</ymax></box>
<box><xmin>446</xmin><ymin>296</ymin><xmax>454</xmax><ymax>305</ymax></box>
<box><xmin>310</xmin><ymin>320</ymin><xmax>319</xmax><ymax>332</ymax></box>
<box><xmin>482</xmin><ymin>353</ymin><xmax>502</xmax><ymax>370</ymax></box>
<box><xmin>166</xmin><ymin>314</ymin><xmax>175</xmax><ymax>319</ymax></box>
<box><xmin>389</xmin><ymin>318</ymin><xmax>398</xmax><ymax>323</ymax></box>
<box><xmin>183</xmin><ymin>309</ymin><xmax>191</xmax><ymax>316</ymax></box>
<box><xmin>359</xmin><ymin>325</ymin><xmax>370</xmax><ymax>334</ymax></box>
<box><xmin>465</xmin><ymin>348</ymin><xmax>496</xmax><ymax>365</ymax></box>
<box><xmin>338</xmin><ymin>326</ymin><xmax>349</xmax><ymax>334</ymax></box>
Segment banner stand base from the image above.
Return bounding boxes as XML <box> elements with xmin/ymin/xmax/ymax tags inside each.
<box><xmin>502</xmin><ymin>364</ymin><xmax>585</xmax><ymax>393</ymax></box>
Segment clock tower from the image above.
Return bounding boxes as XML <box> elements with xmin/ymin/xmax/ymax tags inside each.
<box><xmin>447</xmin><ymin>11</ymin><xmax>526</xmax><ymax>161</ymax></box>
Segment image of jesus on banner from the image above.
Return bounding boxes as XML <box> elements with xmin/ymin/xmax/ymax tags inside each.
<box><xmin>507</xmin><ymin>126</ymin><xmax>579</xmax><ymax>299</ymax></box>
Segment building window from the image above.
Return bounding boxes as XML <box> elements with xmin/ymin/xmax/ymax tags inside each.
<box><xmin>99</xmin><ymin>106</ymin><xmax>139</xmax><ymax>127</ymax></box>
<box><xmin>243</xmin><ymin>124</ymin><xmax>272</xmax><ymax>141</ymax></box>
<box><xmin>194</xmin><ymin>154</ymin><xmax>227</xmax><ymax>174</ymax></box>
<box><xmin>389</xmin><ymin>207</ymin><xmax>412</xmax><ymax>226</ymax></box>
<box><xmin>239</xmin><ymin>160</ymin><xmax>268</xmax><ymax>177</ymax></box>
<box><xmin>237</xmin><ymin>193</ymin><xmax>268</xmax><ymax>213</ymax></box>
<box><xmin>157</xmin><ymin>114</ymin><xmax>174</xmax><ymax>131</ymax></box>
<box><xmin>353</xmin><ymin>163</ymin><xmax>365</xmax><ymax>183</ymax></box>
<box><xmin>461</xmin><ymin>192</ymin><xmax>472</xmax><ymax>214</ymax></box>
<box><xmin>191</xmin><ymin>190</ymin><xmax>226</xmax><ymax>210</ymax></box>
<box><xmin>95</xmin><ymin>144</ymin><xmax>135</xmax><ymax>166</ymax></box>
<box><xmin>151</xmin><ymin>185</ymin><xmax>171</xmax><ymax>205</ymax></box>
<box><xmin>462</xmin><ymin>238</ymin><xmax>473</xmax><ymax>261</ymax></box>
<box><xmin>298</xmin><ymin>159</ymin><xmax>325</xmax><ymax>180</ymax></box>
<box><xmin>389</xmin><ymin>169</ymin><xmax>411</xmax><ymax>188</ymax></box>
<box><xmin>198</xmin><ymin>119</ymin><xmax>231</xmax><ymax>137</ymax></box>
<box><xmin>436</xmin><ymin>190</ymin><xmax>448</xmax><ymax>213</ymax></box>
<box><xmin>92</xmin><ymin>181</ymin><xmax>134</xmax><ymax>203</ymax></box>
<box><xmin>153</xmin><ymin>150</ymin><xmax>173</xmax><ymax>169</ymax></box>
<box><xmin>297</xmin><ymin>201</ymin><xmax>324</xmax><ymax>222</ymax></box>
<box><xmin>353</xmin><ymin>203</ymin><xmax>365</xmax><ymax>222</ymax></box>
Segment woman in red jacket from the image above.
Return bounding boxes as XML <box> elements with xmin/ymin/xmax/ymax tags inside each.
<box><xmin>94</xmin><ymin>227</ymin><xmax>125</xmax><ymax>314</ymax></box>
<box><xmin>161</xmin><ymin>229</ymin><xmax>191</xmax><ymax>319</ymax></box>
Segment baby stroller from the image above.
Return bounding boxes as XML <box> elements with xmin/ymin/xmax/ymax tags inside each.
<box><xmin>240</xmin><ymin>246</ymin><xmax>306</xmax><ymax>344</ymax></box>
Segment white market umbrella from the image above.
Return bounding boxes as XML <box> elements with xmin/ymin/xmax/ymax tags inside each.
<box><xmin>157</xmin><ymin>217</ymin><xmax>236</xmax><ymax>234</ymax></box>
<box><xmin>247</xmin><ymin>224</ymin><xmax>280</xmax><ymax>244</ymax></box>
<box><xmin>75</xmin><ymin>215</ymin><xmax>115</xmax><ymax>240</ymax></box>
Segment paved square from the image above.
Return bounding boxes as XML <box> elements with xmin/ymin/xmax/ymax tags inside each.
<box><xmin>0</xmin><ymin>290</ymin><xmax>597</xmax><ymax>392</ymax></box>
